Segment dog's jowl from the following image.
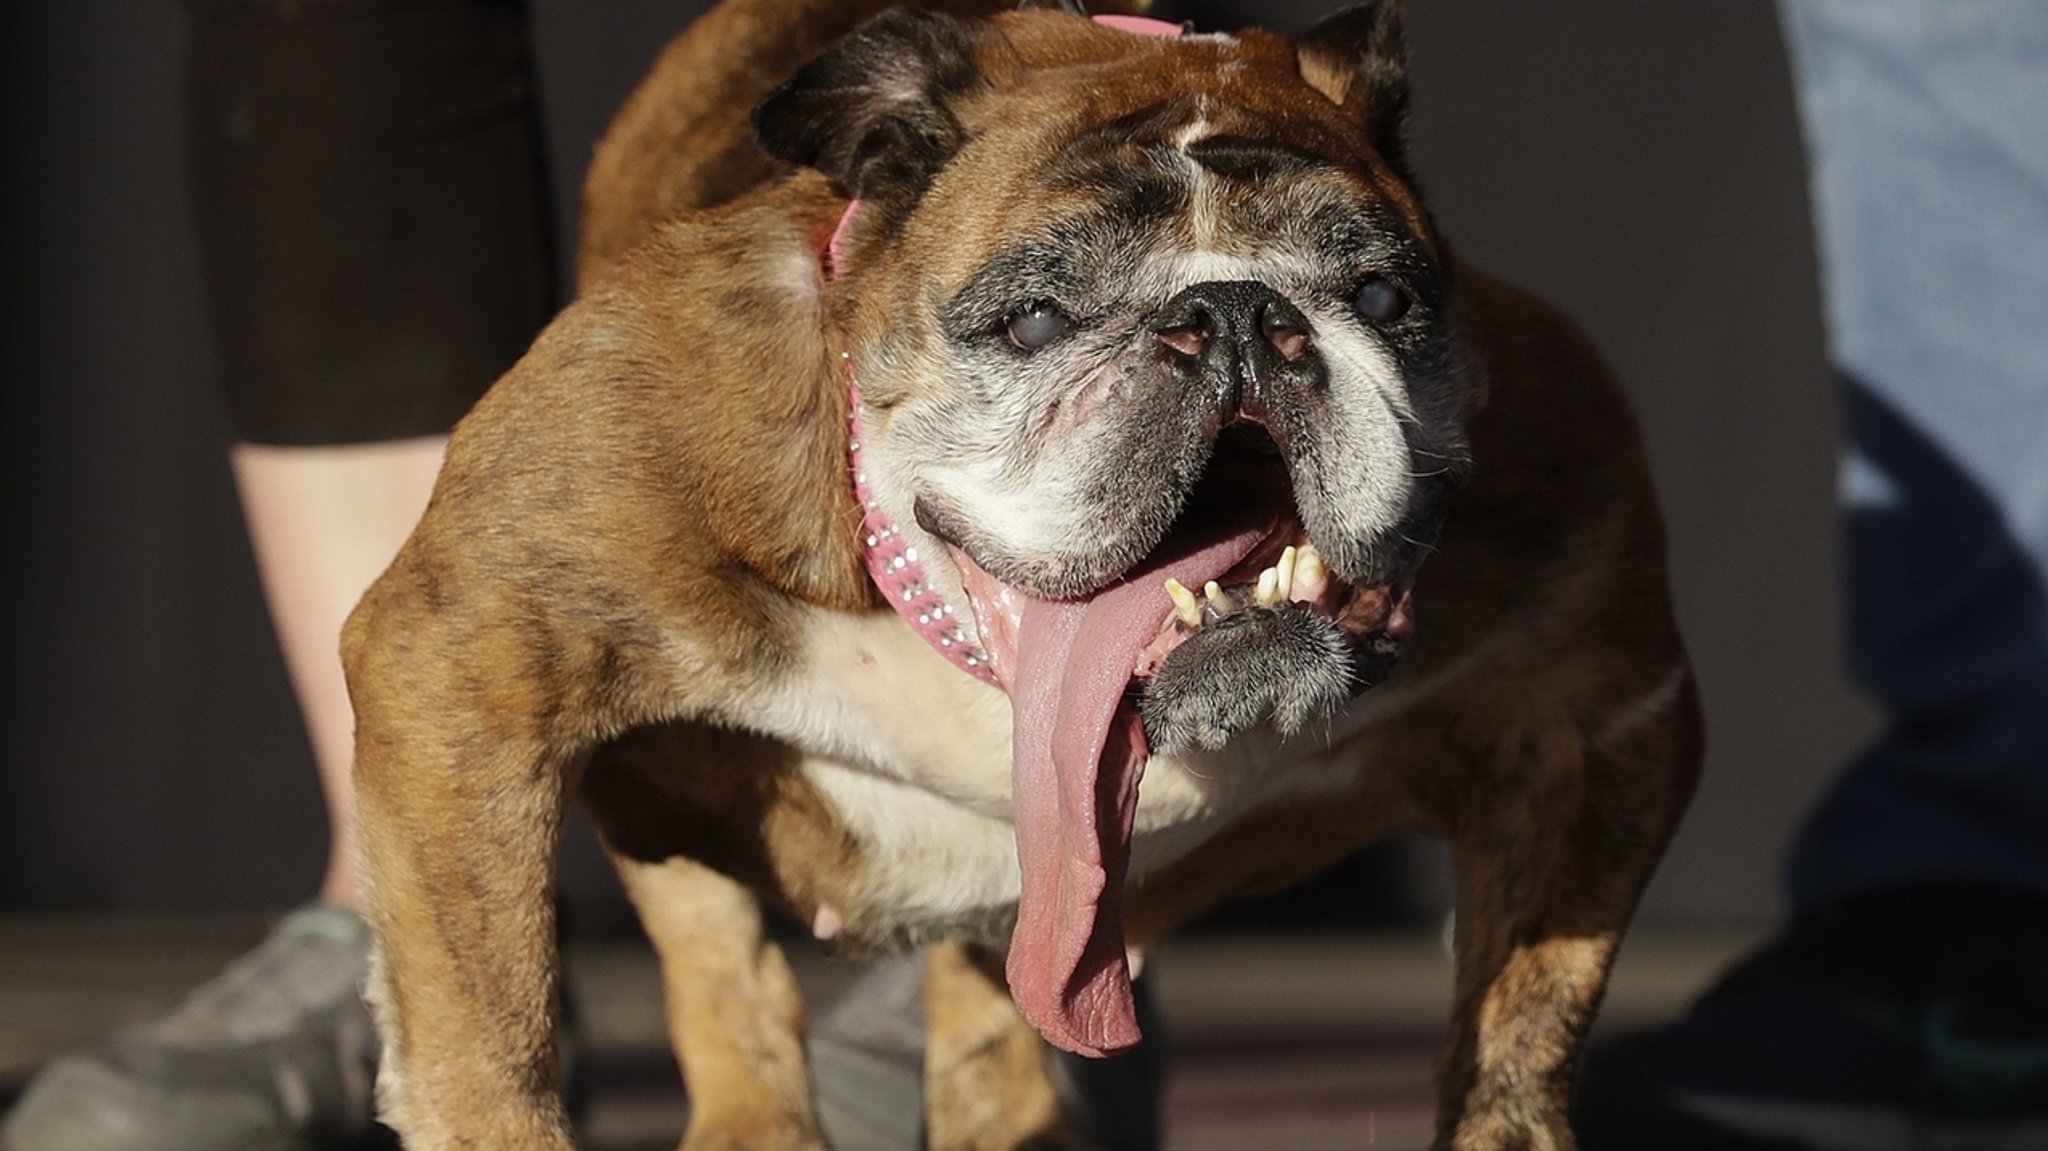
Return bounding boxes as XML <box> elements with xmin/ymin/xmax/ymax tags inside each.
<box><xmin>344</xmin><ymin>2</ymin><xmax>1699</xmax><ymax>1148</ymax></box>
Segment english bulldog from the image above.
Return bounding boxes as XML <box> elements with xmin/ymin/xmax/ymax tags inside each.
<box><xmin>343</xmin><ymin>1</ymin><xmax>1700</xmax><ymax>1148</ymax></box>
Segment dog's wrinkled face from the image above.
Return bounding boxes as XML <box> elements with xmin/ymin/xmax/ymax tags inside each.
<box><xmin>757</xmin><ymin>3</ymin><xmax>1479</xmax><ymax>1058</ymax></box>
<box><xmin>904</xmin><ymin>116</ymin><xmax>1457</xmax><ymax>607</ymax></box>
<box><xmin>760</xmin><ymin>5</ymin><xmax>1473</xmax><ymax>700</ymax></box>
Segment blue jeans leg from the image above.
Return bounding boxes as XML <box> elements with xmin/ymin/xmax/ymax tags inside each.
<box><xmin>1777</xmin><ymin>0</ymin><xmax>2048</xmax><ymax>911</ymax></box>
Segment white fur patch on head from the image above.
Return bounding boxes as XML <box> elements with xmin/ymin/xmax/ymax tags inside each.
<box><xmin>1169</xmin><ymin>103</ymin><xmax>1222</xmax><ymax>249</ymax></box>
<box><xmin>1171</xmin><ymin>114</ymin><xmax>1213</xmax><ymax>152</ymax></box>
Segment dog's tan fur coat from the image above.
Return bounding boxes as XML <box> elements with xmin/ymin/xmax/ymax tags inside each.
<box><xmin>344</xmin><ymin>4</ymin><xmax>1699</xmax><ymax>1148</ymax></box>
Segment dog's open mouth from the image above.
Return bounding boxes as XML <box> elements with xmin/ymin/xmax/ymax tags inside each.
<box><xmin>956</xmin><ymin>429</ymin><xmax>1416</xmax><ymax>691</ymax></box>
<box><xmin>942</xmin><ymin>427</ymin><xmax>1415</xmax><ymax>1058</ymax></box>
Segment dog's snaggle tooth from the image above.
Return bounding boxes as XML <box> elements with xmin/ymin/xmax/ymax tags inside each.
<box><xmin>1164</xmin><ymin>578</ymin><xmax>1203</xmax><ymax>630</ymax></box>
<box><xmin>1255</xmin><ymin>567</ymin><xmax>1281</xmax><ymax>608</ymax></box>
<box><xmin>1127</xmin><ymin>947</ymin><xmax>1147</xmax><ymax>981</ymax></box>
<box><xmin>1277</xmin><ymin>546</ymin><xmax>1298</xmax><ymax>599</ymax></box>
<box><xmin>812</xmin><ymin>904</ymin><xmax>844</xmax><ymax>942</ymax></box>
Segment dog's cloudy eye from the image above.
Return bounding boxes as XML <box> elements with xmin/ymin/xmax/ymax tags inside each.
<box><xmin>1353</xmin><ymin>275</ymin><xmax>1409</xmax><ymax>325</ymax></box>
<box><xmin>1005</xmin><ymin>301</ymin><xmax>1071</xmax><ymax>351</ymax></box>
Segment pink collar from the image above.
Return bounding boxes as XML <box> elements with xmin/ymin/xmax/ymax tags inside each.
<box><xmin>844</xmin><ymin>381</ymin><xmax>1000</xmax><ymax>685</ymax></box>
<box><xmin>835</xmin><ymin>11</ymin><xmax>1184</xmax><ymax>684</ymax></box>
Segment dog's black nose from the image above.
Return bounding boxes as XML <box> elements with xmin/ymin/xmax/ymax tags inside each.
<box><xmin>1151</xmin><ymin>280</ymin><xmax>1310</xmax><ymax>364</ymax></box>
<box><xmin>1151</xmin><ymin>280</ymin><xmax>1319</xmax><ymax>415</ymax></box>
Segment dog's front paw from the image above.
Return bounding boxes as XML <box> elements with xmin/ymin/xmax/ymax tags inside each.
<box><xmin>684</xmin><ymin>1109</ymin><xmax>827</xmax><ymax>1151</ymax></box>
<box><xmin>1139</xmin><ymin>602</ymin><xmax>1353</xmax><ymax>755</ymax></box>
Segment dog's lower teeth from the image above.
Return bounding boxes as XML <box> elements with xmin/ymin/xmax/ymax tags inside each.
<box><xmin>1204</xmin><ymin>580</ymin><xmax>1231</xmax><ymax>617</ymax></box>
<box><xmin>1250</xmin><ymin>546</ymin><xmax>1302</xmax><ymax>609</ymax></box>
<box><xmin>1177</xmin><ymin>550</ymin><xmax>1322</xmax><ymax>626</ymax></box>
<box><xmin>1294</xmin><ymin>544</ymin><xmax>1327</xmax><ymax>601</ymax></box>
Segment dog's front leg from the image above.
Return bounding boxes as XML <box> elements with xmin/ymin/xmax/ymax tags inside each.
<box><xmin>1430</xmin><ymin>676</ymin><xmax>1700</xmax><ymax>1151</ymax></box>
<box><xmin>342</xmin><ymin>543</ymin><xmax>646</xmax><ymax>1151</ymax></box>
<box><xmin>616</xmin><ymin>854</ymin><xmax>825</xmax><ymax>1151</ymax></box>
<box><xmin>347</xmin><ymin>628</ymin><xmax>577</xmax><ymax>1150</ymax></box>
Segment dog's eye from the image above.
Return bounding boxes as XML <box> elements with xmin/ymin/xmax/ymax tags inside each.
<box><xmin>1005</xmin><ymin>301</ymin><xmax>1071</xmax><ymax>351</ymax></box>
<box><xmin>1353</xmin><ymin>275</ymin><xmax>1410</xmax><ymax>325</ymax></box>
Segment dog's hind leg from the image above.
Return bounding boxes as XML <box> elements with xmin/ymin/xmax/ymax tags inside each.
<box><xmin>616</xmin><ymin>854</ymin><xmax>827</xmax><ymax>1151</ymax></box>
<box><xmin>923</xmin><ymin>943</ymin><xmax>1081</xmax><ymax>1151</ymax></box>
<box><xmin>1427</xmin><ymin>670</ymin><xmax>1701</xmax><ymax>1151</ymax></box>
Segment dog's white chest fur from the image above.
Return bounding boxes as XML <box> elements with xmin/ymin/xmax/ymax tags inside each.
<box><xmin>747</xmin><ymin>609</ymin><xmax>1380</xmax><ymax>941</ymax></box>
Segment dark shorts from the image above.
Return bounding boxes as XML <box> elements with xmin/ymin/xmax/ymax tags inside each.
<box><xmin>184</xmin><ymin>0</ymin><xmax>557</xmax><ymax>445</ymax></box>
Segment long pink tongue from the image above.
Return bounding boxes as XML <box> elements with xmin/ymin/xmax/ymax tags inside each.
<box><xmin>1007</xmin><ymin>590</ymin><xmax>1157</xmax><ymax>1056</ymax></box>
<box><xmin>1005</xmin><ymin>512</ymin><xmax>1275</xmax><ymax>1057</ymax></box>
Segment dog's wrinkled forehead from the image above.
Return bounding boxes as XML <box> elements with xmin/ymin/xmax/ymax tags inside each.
<box><xmin>1061</xmin><ymin>97</ymin><xmax>1334</xmax><ymax>183</ymax></box>
<box><xmin>933</xmin><ymin>46</ymin><xmax>1433</xmax><ymax>319</ymax></box>
<box><xmin>920</xmin><ymin>88</ymin><xmax>1439</xmax><ymax>342</ymax></box>
<box><xmin>1043</xmin><ymin>94</ymin><xmax>1342</xmax><ymax>214</ymax></box>
<box><xmin>1057</xmin><ymin>86</ymin><xmax>1411</xmax><ymax>219</ymax></box>
<box><xmin>754</xmin><ymin>4</ymin><xmax>1428</xmax><ymax>285</ymax></box>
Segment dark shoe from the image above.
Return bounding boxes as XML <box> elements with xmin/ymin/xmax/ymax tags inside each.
<box><xmin>1</xmin><ymin>906</ymin><xmax>390</xmax><ymax>1151</ymax></box>
<box><xmin>1576</xmin><ymin>884</ymin><xmax>2048</xmax><ymax>1150</ymax></box>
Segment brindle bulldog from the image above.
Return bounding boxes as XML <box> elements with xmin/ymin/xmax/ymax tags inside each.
<box><xmin>343</xmin><ymin>2</ymin><xmax>1700</xmax><ymax>1148</ymax></box>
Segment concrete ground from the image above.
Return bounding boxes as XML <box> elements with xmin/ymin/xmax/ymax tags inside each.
<box><xmin>0</xmin><ymin>918</ymin><xmax>1759</xmax><ymax>1150</ymax></box>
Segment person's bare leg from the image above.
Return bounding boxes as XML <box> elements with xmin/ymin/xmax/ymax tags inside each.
<box><xmin>231</xmin><ymin>436</ymin><xmax>447</xmax><ymax>908</ymax></box>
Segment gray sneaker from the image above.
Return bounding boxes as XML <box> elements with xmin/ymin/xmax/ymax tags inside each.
<box><xmin>1</xmin><ymin>906</ymin><xmax>388</xmax><ymax>1151</ymax></box>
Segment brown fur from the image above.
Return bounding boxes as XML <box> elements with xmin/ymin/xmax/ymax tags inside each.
<box><xmin>922</xmin><ymin>944</ymin><xmax>1077</xmax><ymax>1150</ymax></box>
<box><xmin>345</xmin><ymin>3</ymin><xmax>1698</xmax><ymax>1149</ymax></box>
<box><xmin>618</xmin><ymin>854</ymin><xmax>823</xmax><ymax>1151</ymax></box>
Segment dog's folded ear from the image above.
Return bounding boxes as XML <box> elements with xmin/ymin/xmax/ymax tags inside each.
<box><xmin>1293</xmin><ymin>2</ymin><xmax>1411</xmax><ymax>176</ymax></box>
<box><xmin>754</xmin><ymin>10</ymin><xmax>991</xmax><ymax>207</ymax></box>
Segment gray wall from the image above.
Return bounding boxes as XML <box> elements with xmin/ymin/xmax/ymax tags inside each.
<box><xmin>1396</xmin><ymin>1</ymin><xmax>1879</xmax><ymax>921</ymax></box>
<box><xmin>0</xmin><ymin>0</ymin><xmax>1873</xmax><ymax>925</ymax></box>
